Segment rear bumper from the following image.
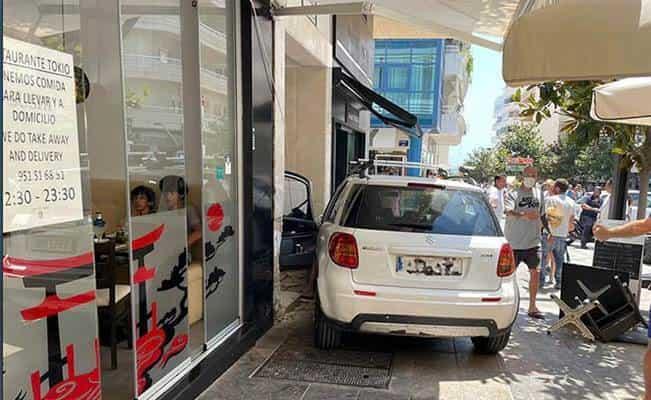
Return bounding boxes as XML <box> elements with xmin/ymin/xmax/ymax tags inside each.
<box><xmin>325</xmin><ymin>313</ymin><xmax>511</xmax><ymax>337</ymax></box>
<box><xmin>317</xmin><ymin>263</ymin><xmax>519</xmax><ymax>337</ymax></box>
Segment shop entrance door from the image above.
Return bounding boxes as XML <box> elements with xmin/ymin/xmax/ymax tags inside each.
<box><xmin>333</xmin><ymin>124</ymin><xmax>366</xmax><ymax>190</ymax></box>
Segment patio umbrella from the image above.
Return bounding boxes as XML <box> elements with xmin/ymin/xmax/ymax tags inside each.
<box><xmin>503</xmin><ymin>0</ymin><xmax>651</xmax><ymax>85</ymax></box>
<box><xmin>591</xmin><ymin>78</ymin><xmax>651</xmax><ymax>126</ymax></box>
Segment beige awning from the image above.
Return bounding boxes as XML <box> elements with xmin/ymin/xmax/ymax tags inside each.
<box><xmin>591</xmin><ymin>78</ymin><xmax>651</xmax><ymax>127</ymax></box>
<box><xmin>503</xmin><ymin>0</ymin><xmax>651</xmax><ymax>85</ymax></box>
<box><xmin>275</xmin><ymin>0</ymin><xmax>526</xmax><ymax>50</ymax></box>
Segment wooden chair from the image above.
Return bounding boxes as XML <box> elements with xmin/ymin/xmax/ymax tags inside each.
<box><xmin>94</xmin><ymin>238</ymin><xmax>131</xmax><ymax>369</ymax></box>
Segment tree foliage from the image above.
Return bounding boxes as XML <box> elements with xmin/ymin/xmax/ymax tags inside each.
<box><xmin>463</xmin><ymin>121</ymin><xmax>616</xmax><ymax>185</ymax></box>
<box><xmin>544</xmin><ymin>135</ymin><xmax>615</xmax><ymax>183</ymax></box>
<box><xmin>519</xmin><ymin>81</ymin><xmax>651</xmax><ymax>219</ymax></box>
<box><xmin>463</xmin><ymin>124</ymin><xmax>550</xmax><ymax>182</ymax></box>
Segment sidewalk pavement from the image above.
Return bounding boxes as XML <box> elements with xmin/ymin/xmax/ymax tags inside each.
<box><xmin>198</xmin><ymin>243</ymin><xmax>647</xmax><ymax>400</ymax></box>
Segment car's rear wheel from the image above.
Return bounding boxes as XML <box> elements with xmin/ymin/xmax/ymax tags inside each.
<box><xmin>314</xmin><ymin>303</ymin><xmax>341</xmax><ymax>350</ymax></box>
<box><xmin>471</xmin><ymin>328</ymin><xmax>511</xmax><ymax>354</ymax></box>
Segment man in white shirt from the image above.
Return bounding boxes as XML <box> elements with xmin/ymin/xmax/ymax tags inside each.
<box><xmin>543</xmin><ymin>179</ymin><xmax>576</xmax><ymax>289</ymax></box>
<box><xmin>599</xmin><ymin>179</ymin><xmax>613</xmax><ymax>221</ymax></box>
<box><xmin>488</xmin><ymin>175</ymin><xmax>506</xmax><ymax>223</ymax></box>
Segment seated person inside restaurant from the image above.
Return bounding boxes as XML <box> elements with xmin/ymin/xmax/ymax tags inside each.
<box><xmin>159</xmin><ymin>175</ymin><xmax>204</xmax><ymax>327</ymax></box>
<box><xmin>131</xmin><ymin>185</ymin><xmax>156</xmax><ymax>216</ymax></box>
<box><xmin>159</xmin><ymin>175</ymin><xmax>202</xmax><ymax>248</ymax></box>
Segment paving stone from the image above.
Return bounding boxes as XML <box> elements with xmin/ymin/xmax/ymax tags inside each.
<box><xmin>358</xmin><ymin>390</ymin><xmax>410</xmax><ymax>400</ymax></box>
<box><xmin>199</xmin><ymin>380</ymin><xmax>308</xmax><ymax>400</ymax></box>
<box><xmin>301</xmin><ymin>384</ymin><xmax>360</xmax><ymax>400</ymax></box>
<box><xmin>197</xmin><ymin>243</ymin><xmax>647</xmax><ymax>400</ymax></box>
<box><xmin>454</xmin><ymin>379</ymin><xmax>513</xmax><ymax>400</ymax></box>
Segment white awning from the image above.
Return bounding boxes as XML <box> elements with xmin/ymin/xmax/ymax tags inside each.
<box><xmin>276</xmin><ymin>1</ymin><xmax>651</xmax><ymax>86</ymax></box>
<box><xmin>503</xmin><ymin>0</ymin><xmax>651</xmax><ymax>85</ymax></box>
<box><xmin>274</xmin><ymin>0</ymin><xmax>527</xmax><ymax>51</ymax></box>
<box><xmin>591</xmin><ymin>78</ymin><xmax>651</xmax><ymax>127</ymax></box>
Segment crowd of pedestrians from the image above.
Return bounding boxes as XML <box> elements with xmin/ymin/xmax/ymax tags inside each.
<box><xmin>486</xmin><ymin>169</ymin><xmax>614</xmax><ymax>319</ymax></box>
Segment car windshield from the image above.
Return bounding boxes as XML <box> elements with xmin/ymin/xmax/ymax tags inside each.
<box><xmin>343</xmin><ymin>184</ymin><xmax>500</xmax><ymax>236</ymax></box>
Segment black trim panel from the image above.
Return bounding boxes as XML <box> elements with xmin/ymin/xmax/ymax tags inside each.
<box><xmin>333</xmin><ymin>68</ymin><xmax>423</xmax><ymax>138</ymax></box>
<box><xmin>159</xmin><ymin>326</ymin><xmax>258</xmax><ymax>400</ymax></box>
<box><xmin>326</xmin><ymin>313</ymin><xmax>515</xmax><ymax>337</ymax></box>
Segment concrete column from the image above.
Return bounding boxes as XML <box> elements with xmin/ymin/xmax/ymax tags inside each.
<box><xmin>284</xmin><ymin>66</ymin><xmax>332</xmax><ymax>215</ymax></box>
<box><xmin>272</xmin><ymin>20</ymin><xmax>287</xmax><ymax>319</ymax></box>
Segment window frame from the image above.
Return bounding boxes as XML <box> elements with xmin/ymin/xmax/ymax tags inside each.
<box><xmin>323</xmin><ymin>181</ymin><xmax>349</xmax><ymax>223</ymax></box>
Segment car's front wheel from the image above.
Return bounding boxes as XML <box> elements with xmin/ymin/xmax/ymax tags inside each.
<box><xmin>471</xmin><ymin>328</ymin><xmax>511</xmax><ymax>354</ymax></box>
<box><xmin>314</xmin><ymin>303</ymin><xmax>341</xmax><ymax>350</ymax></box>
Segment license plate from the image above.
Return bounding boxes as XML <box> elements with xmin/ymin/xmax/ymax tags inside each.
<box><xmin>396</xmin><ymin>256</ymin><xmax>463</xmax><ymax>277</ymax></box>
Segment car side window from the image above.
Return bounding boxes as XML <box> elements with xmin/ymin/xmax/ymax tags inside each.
<box><xmin>283</xmin><ymin>176</ymin><xmax>311</xmax><ymax>219</ymax></box>
<box><xmin>323</xmin><ymin>182</ymin><xmax>348</xmax><ymax>223</ymax></box>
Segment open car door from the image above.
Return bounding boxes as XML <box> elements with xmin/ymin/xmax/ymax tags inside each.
<box><xmin>280</xmin><ymin>171</ymin><xmax>318</xmax><ymax>269</ymax></box>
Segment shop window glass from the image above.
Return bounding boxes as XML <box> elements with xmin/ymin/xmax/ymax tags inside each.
<box><xmin>374</xmin><ymin>43</ymin><xmax>386</xmax><ymax>63</ymax></box>
<box><xmin>385</xmin><ymin>46</ymin><xmax>411</xmax><ymax>63</ymax></box>
<box><xmin>410</xmin><ymin>64</ymin><xmax>436</xmax><ymax>92</ymax></box>
<box><xmin>3</xmin><ymin>2</ymin><xmax>105</xmax><ymax>400</ymax></box>
<box><xmin>386</xmin><ymin>66</ymin><xmax>409</xmax><ymax>89</ymax></box>
<box><xmin>284</xmin><ymin>177</ymin><xmax>310</xmax><ymax>218</ymax></box>
<box><xmin>374</xmin><ymin>65</ymin><xmax>383</xmax><ymax>88</ymax></box>
<box><xmin>197</xmin><ymin>0</ymin><xmax>240</xmax><ymax>343</ymax></box>
<box><xmin>385</xmin><ymin>92</ymin><xmax>409</xmax><ymax>109</ymax></box>
<box><xmin>121</xmin><ymin>1</ymin><xmax>191</xmax><ymax>396</ymax></box>
<box><xmin>409</xmin><ymin>92</ymin><xmax>435</xmax><ymax>115</ymax></box>
<box><xmin>411</xmin><ymin>46</ymin><xmax>437</xmax><ymax>64</ymax></box>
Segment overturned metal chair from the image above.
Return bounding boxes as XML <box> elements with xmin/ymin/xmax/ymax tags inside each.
<box><xmin>547</xmin><ymin>294</ymin><xmax>600</xmax><ymax>341</ymax></box>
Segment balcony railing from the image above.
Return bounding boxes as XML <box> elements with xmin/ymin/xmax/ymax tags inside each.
<box><xmin>132</xmin><ymin>16</ymin><xmax>227</xmax><ymax>53</ymax></box>
<box><xmin>124</xmin><ymin>54</ymin><xmax>227</xmax><ymax>94</ymax></box>
<box><xmin>126</xmin><ymin>105</ymin><xmax>224</xmax><ymax>131</ymax></box>
<box><xmin>439</xmin><ymin>111</ymin><xmax>466</xmax><ymax>137</ymax></box>
<box><xmin>283</xmin><ymin>0</ymin><xmax>319</xmax><ymax>26</ymax></box>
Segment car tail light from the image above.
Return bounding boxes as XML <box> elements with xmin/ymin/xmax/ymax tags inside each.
<box><xmin>328</xmin><ymin>232</ymin><xmax>358</xmax><ymax>269</ymax></box>
<box><xmin>497</xmin><ymin>243</ymin><xmax>516</xmax><ymax>277</ymax></box>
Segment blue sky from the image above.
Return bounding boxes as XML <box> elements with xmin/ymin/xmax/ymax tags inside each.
<box><xmin>450</xmin><ymin>45</ymin><xmax>505</xmax><ymax>167</ymax></box>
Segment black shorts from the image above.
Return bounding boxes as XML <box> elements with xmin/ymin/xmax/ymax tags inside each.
<box><xmin>513</xmin><ymin>247</ymin><xmax>540</xmax><ymax>270</ymax></box>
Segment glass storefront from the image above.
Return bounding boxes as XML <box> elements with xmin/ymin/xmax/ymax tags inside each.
<box><xmin>2</xmin><ymin>1</ymin><xmax>240</xmax><ymax>399</ymax></box>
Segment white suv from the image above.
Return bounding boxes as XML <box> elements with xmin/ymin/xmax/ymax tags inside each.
<box><xmin>315</xmin><ymin>175</ymin><xmax>519</xmax><ymax>354</ymax></box>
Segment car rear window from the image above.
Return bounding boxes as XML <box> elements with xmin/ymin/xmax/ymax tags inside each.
<box><xmin>342</xmin><ymin>184</ymin><xmax>500</xmax><ymax>236</ymax></box>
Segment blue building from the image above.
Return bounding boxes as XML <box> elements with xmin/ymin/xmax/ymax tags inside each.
<box><xmin>371</xmin><ymin>39</ymin><xmax>470</xmax><ymax>175</ymax></box>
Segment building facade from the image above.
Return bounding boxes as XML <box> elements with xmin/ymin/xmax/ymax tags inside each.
<box><xmin>2</xmin><ymin>2</ymin><xmax>275</xmax><ymax>400</ymax></box>
<box><xmin>2</xmin><ymin>1</ymin><xmax>383</xmax><ymax>399</ymax></box>
<box><xmin>493</xmin><ymin>86</ymin><xmax>562</xmax><ymax>145</ymax></box>
<box><xmin>370</xmin><ymin>39</ymin><xmax>470</xmax><ymax>174</ymax></box>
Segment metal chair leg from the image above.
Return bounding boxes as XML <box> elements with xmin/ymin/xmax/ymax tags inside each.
<box><xmin>547</xmin><ymin>294</ymin><xmax>599</xmax><ymax>341</ymax></box>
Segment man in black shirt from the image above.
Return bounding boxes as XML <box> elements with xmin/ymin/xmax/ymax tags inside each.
<box><xmin>579</xmin><ymin>187</ymin><xmax>602</xmax><ymax>248</ymax></box>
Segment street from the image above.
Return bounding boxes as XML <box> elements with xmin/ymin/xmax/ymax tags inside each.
<box><xmin>199</xmin><ymin>243</ymin><xmax>648</xmax><ymax>400</ymax></box>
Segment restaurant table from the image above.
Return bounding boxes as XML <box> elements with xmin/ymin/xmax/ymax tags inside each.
<box><xmin>94</xmin><ymin>238</ymin><xmax>130</xmax><ymax>284</ymax></box>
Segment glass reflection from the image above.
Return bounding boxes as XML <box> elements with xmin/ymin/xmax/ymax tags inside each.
<box><xmin>197</xmin><ymin>0</ymin><xmax>240</xmax><ymax>341</ymax></box>
<box><xmin>3</xmin><ymin>1</ymin><xmax>105</xmax><ymax>400</ymax></box>
<box><xmin>121</xmin><ymin>0</ymin><xmax>191</xmax><ymax>396</ymax></box>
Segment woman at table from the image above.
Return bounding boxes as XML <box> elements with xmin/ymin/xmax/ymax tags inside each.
<box><xmin>130</xmin><ymin>185</ymin><xmax>156</xmax><ymax>216</ymax></box>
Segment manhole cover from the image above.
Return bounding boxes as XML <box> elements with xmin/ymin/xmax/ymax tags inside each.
<box><xmin>253</xmin><ymin>344</ymin><xmax>393</xmax><ymax>388</ymax></box>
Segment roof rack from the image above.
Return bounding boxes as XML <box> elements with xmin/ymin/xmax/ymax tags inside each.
<box><xmin>348</xmin><ymin>159</ymin><xmax>449</xmax><ymax>178</ymax></box>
